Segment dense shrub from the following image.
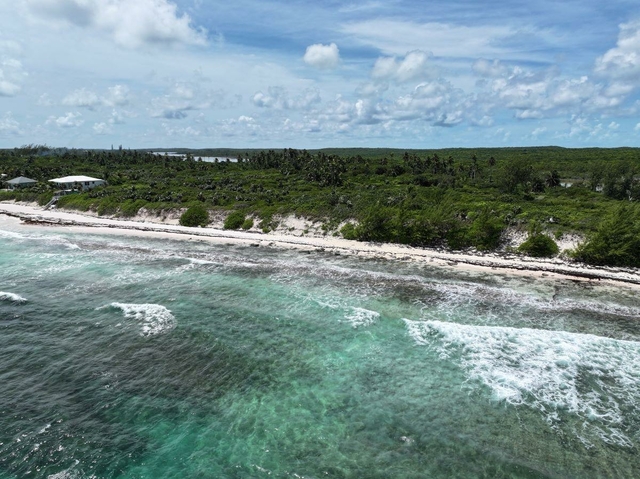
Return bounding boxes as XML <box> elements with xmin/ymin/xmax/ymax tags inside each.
<box><xmin>466</xmin><ymin>208</ymin><xmax>505</xmax><ymax>251</ymax></box>
<box><xmin>179</xmin><ymin>205</ymin><xmax>210</xmax><ymax>227</ymax></box>
<box><xmin>38</xmin><ymin>191</ymin><xmax>54</xmax><ymax>206</ymax></box>
<box><xmin>119</xmin><ymin>199</ymin><xmax>147</xmax><ymax>217</ymax></box>
<box><xmin>241</xmin><ymin>218</ymin><xmax>254</xmax><ymax>230</ymax></box>
<box><xmin>573</xmin><ymin>205</ymin><xmax>640</xmax><ymax>267</ymax></box>
<box><xmin>224</xmin><ymin>210</ymin><xmax>245</xmax><ymax>230</ymax></box>
<box><xmin>518</xmin><ymin>233</ymin><xmax>559</xmax><ymax>257</ymax></box>
<box><xmin>340</xmin><ymin>222</ymin><xmax>357</xmax><ymax>240</ymax></box>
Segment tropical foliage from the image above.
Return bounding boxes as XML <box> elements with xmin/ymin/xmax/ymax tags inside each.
<box><xmin>1</xmin><ymin>145</ymin><xmax>639</xmax><ymax>266</ymax></box>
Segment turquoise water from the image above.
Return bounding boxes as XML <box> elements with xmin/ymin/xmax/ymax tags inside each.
<box><xmin>1</xmin><ymin>219</ymin><xmax>640</xmax><ymax>478</ymax></box>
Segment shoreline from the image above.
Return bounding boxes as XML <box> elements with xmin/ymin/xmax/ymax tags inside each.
<box><xmin>2</xmin><ymin>201</ymin><xmax>639</xmax><ymax>288</ymax></box>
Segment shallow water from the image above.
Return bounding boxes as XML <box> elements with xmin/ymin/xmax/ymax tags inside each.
<box><xmin>1</xmin><ymin>219</ymin><xmax>639</xmax><ymax>478</ymax></box>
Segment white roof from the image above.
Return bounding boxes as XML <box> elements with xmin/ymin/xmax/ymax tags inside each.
<box><xmin>49</xmin><ymin>176</ymin><xmax>104</xmax><ymax>183</ymax></box>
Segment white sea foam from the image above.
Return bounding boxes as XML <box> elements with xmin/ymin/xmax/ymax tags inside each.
<box><xmin>108</xmin><ymin>303</ymin><xmax>176</xmax><ymax>336</ymax></box>
<box><xmin>0</xmin><ymin>292</ymin><xmax>27</xmax><ymax>303</ymax></box>
<box><xmin>345</xmin><ymin>307</ymin><xmax>380</xmax><ymax>328</ymax></box>
<box><xmin>404</xmin><ymin>319</ymin><xmax>640</xmax><ymax>447</ymax></box>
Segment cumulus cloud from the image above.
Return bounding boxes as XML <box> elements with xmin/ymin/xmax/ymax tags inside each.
<box><xmin>25</xmin><ymin>0</ymin><xmax>207</xmax><ymax>48</ymax></box>
<box><xmin>61</xmin><ymin>85</ymin><xmax>132</xmax><ymax>110</ymax></box>
<box><xmin>218</xmin><ymin>115</ymin><xmax>260</xmax><ymax>137</ymax></box>
<box><xmin>372</xmin><ymin>50</ymin><xmax>433</xmax><ymax>83</ymax></box>
<box><xmin>315</xmin><ymin>77</ymin><xmax>468</xmax><ymax>130</ymax></box>
<box><xmin>0</xmin><ymin>112</ymin><xmax>22</xmax><ymax>136</ymax></box>
<box><xmin>474</xmin><ymin>61</ymin><xmax>628</xmax><ymax>120</ymax></box>
<box><xmin>93</xmin><ymin>122</ymin><xmax>112</xmax><ymax>134</ymax></box>
<box><xmin>149</xmin><ymin>80</ymin><xmax>234</xmax><ymax>119</ymax></box>
<box><xmin>595</xmin><ymin>20</ymin><xmax>640</xmax><ymax>81</ymax></box>
<box><xmin>473</xmin><ymin>58</ymin><xmax>509</xmax><ymax>78</ymax></box>
<box><xmin>0</xmin><ymin>58</ymin><xmax>28</xmax><ymax>96</ymax></box>
<box><xmin>46</xmin><ymin>111</ymin><xmax>83</xmax><ymax>128</ymax></box>
<box><xmin>303</xmin><ymin>43</ymin><xmax>340</xmax><ymax>69</ymax></box>
<box><xmin>104</xmin><ymin>84</ymin><xmax>131</xmax><ymax>106</ymax></box>
<box><xmin>531</xmin><ymin>126</ymin><xmax>547</xmax><ymax>138</ymax></box>
<box><xmin>252</xmin><ymin>87</ymin><xmax>321</xmax><ymax>110</ymax></box>
<box><xmin>62</xmin><ymin>88</ymin><xmax>101</xmax><ymax>109</ymax></box>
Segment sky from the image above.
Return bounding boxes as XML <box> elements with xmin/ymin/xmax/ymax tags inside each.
<box><xmin>1</xmin><ymin>0</ymin><xmax>640</xmax><ymax>149</ymax></box>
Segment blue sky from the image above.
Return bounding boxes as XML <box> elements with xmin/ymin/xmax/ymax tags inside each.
<box><xmin>1</xmin><ymin>0</ymin><xmax>640</xmax><ymax>149</ymax></box>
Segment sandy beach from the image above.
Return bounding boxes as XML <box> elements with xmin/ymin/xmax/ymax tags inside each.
<box><xmin>1</xmin><ymin>201</ymin><xmax>639</xmax><ymax>288</ymax></box>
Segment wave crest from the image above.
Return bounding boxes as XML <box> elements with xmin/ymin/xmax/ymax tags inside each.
<box><xmin>345</xmin><ymin>307</ymin><xmax>380</xmax><ymax>328</ymax></box>
<box><xmin>404</xmin><ymin>319</ymin><xmax>640</xmax><ymax>447</ymax></box>
<box><xmin>0</xmin><ymin>292</ymin><xmax>27</xmax><ymax>303</ymax></box>
<box><xmin>108</xmin><ymin>303</ymin><xmax>176</xmax><ymax>336</ymax></box>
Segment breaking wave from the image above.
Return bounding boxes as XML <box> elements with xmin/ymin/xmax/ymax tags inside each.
<box><xmin>0</xmin><ymin>292</ymin><xmax>27</xmax><ymax>303</ymax></box>
<box><xmin>106</xmin><ymin>303</ymin><xmax>176</xmax><ymax>336</ymax></box>
<box><xmin>404</xmin><ymin>319</ymin><xmax>640</xmax><ymax>447</ymax></box>
<box><xmin>345</xmin><ymin>307</ymin><xmax>380</xmax><ymax>328</ymax></box>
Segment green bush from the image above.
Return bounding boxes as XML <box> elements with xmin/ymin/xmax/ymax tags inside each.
<box><xmin>241</xmin><ymin>218</ymin><xmax>254</xmax><ymax>230</ymax></box>
<box><xmin>224</xmin><ymin>210</ymin><xmax>245</xmax><ymax>230</ymax></box>
<box><xmin>179</xmin><ymin>205</ymin><xmax>210</xmax><ymax>227</ymax></box>
<box><xmin>37</xmin><ymin>191</ymin><xmax>54</xmax><ymax>206</ymax></box>
<box><xmin>120</xmin><ymin>199</ymin><xmax>147</xmax><ymax>217</ymax></box>
<box><xmin>518</xmin><ymin>233</ymin><xmax>559</xmax><ymax>257</ymax></box>
<box><xmin>340</xmin><ymin>222</ymin><xmax>357</xmax><ymax>240</ymax></box>
<box><xmin>466</xmin><ymin>208</ymin><xmax>505</xmax><ymax>251</ymax></box>
<box><xmin>573</xmin><ymin>205</ymin><xmax>640</xmax><ymax>267</ymax></box>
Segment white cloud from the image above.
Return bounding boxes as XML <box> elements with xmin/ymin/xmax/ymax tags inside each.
<box><xmin>315</xmin><ymin>78</ymin><xmax>467</xmax><ymax>130</ymax></box>
<box><xmin>0</xmin><ymin>58</ymin><xmax>27</xmax><ymax>96</ymax></box>
<box><xmin>93</xmin><ymin>122</ymin><xmax>112</xmax><ymax>134</ymax></box>
<box><xmin>109</xmin><ymin>109</ymin><xmax>126</xmax><ymax>124</ymax></box>
<box><xmin>218</xmin><ymin>115</ymin><xmax>260</xmax><ymax>137</ymax></box>
<box><xmin>341</xmin><ymin>20</ymin><xmax>512</xmax><ymax>57</ymax></box>
<box><xmin>62</xmin><ymin>85</ymin><xmax>132</xmax><ymax>110</ymax></box>
<box><xmin>372</xmin><ymin>50</ymin><xmax>433</xmax><ymax>83</ymax></box>
<box><xmin>595</xmin><ymin>19</ymin><xmax>640</xmax><ymax>82</ymax></box>
<box><xmin>475</xmin><ymin>62</ymin><xmax>629</xmax><ymax>120</ymax></box>
<box><xmin>149</xmin><ymin>79</ymin><xmax>236</xmax><ymax>119</ymax></box>
<box><xmin>473</xmin><ymin>59</ymin><xmax>509</xmax><ymax>78</ymax></box>
<box><xmin>303</xmin><ymin>43</ymin><xmax>340</xmax><ymax>70</ymax></box>
<box><xmin>104</xmin><ymin>84</ymin><xmax>130</xmax><ymax>106</ymax></box>
<box><xmin>25</xmin><ymin>0</ymin><xmax>207</xmax><ymax>48</ymax></box>
<box><xmin>635</xmin><ymin>122</ymin><xmax>640</xmax><ymax>132</ymax></box>
<box><xmin>531</xmin><ymin>126</ymin><xmax>547</xmax><ymax>137</ymax></box>
<box><xmin>46</xmin><ymin>111</ymin><xmax>83</xmax><ymax>128</ymax></box>
<box><xmin>0</xmin><ymin>112</ymin><xmax>22</xmax><ymax>136</ymax></box>
<box><xmin>252</xmin><ymin>87</ymin><xmax>321</xmax><ymax>110</ymax></box>
<box><xmin>62</xmin><ymin>88</ymin><xmax>101</xmax><ymax>109</ymax></box>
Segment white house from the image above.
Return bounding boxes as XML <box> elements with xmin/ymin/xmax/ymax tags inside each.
<box><xmin>6</xmin><ymin>176</ymin><xmax>38</xmax><ymax>189</ymax></box>
<box><xmin>49</xmin><ymin>176</ymin><xmax>106</xmax><ymax>191</ymax></box>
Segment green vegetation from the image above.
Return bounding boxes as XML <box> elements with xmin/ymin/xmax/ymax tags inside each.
<box><xmin>1</xmin><ymin>145</ymin><xmax>639</xmax><ymax>267</ymax></box>
<box><xmin>518</xmin><ymin>226</ymin><xmax>560</xmax><ymax>258</ymax></box>
<box><xmin>224</xmin><ymin>211</ymin><xmax>246</xmax><ymax>230</ymax></box>
<box><xmin>179</xmin><ymin>205</ymin><xmax>210</xmax><ymax>227</ymax></box>
<box><xmin>573</xmin><ymin>205</ymin><xmax>640</xmax><ymax>267</ymax></box>
<box><xmin>241</xmin><ymin>217</ymin><xmax>254</xmax><ymax>230</ymax></box>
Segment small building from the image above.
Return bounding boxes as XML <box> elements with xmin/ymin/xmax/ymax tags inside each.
<box><xmin>5</xmin><ymin>176</ymin><xmax>38</xmax><ymax>190</ymax></box>
<box><xmin>49</xmin><ymin>175</ymin><xmax>106</xmax><ymax>191</ymax></box>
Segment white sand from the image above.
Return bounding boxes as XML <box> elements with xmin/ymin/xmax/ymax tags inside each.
<box><xmin>2</xmin><ymin>201</ymin><xmax>639</xmax><ymax>288</ymax></box>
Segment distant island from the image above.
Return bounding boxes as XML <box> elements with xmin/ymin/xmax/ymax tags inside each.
<box><xmin>1</xmin><ymin>145</ymin><xmax>639</xmax><ymax>268</ymax></box>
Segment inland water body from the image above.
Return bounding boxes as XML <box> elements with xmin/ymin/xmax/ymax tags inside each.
<box><xmin>1</xmin><ymin>217</ymin><xmax>639</xmax><ymax>478</ymax></box>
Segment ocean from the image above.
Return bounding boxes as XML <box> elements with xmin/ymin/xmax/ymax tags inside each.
<box><xmin>1</xmin><ymin>217</ymin><xmax>639</xmax><ymax>478</ymax></box>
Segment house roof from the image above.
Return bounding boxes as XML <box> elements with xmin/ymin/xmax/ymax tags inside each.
<box><xmin>49</xmin><ymin>176</ymin><xmax>104</xmax><ymax>183</ymax></box>
<box><xmin>6</xmin><ymin>176</ymin><xmax>38</xmax><ymax>185</ymax></box>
